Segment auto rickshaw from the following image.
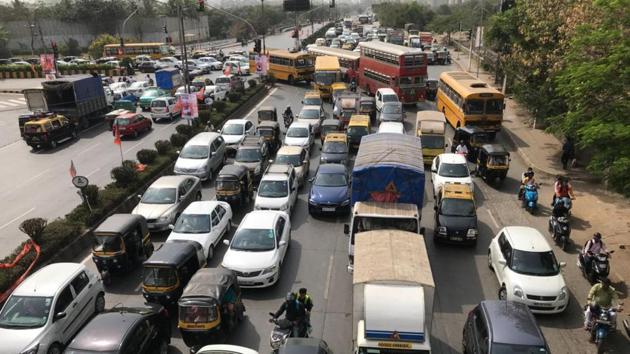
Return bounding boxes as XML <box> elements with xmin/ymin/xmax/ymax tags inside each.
<box><xmin>347</xmin><ymin>114</ymin><xmax>371</xmax><ymax>150</ymax></box>
<box><xmin>142</xmin><ymin>241</ymin><xmax>206</xmax><ymax>306</ymax></box>
<box><xmin>178</xmin><ymin>268</ymin><xmax>245</xmax><ymax>350</ymax></box>
<box><xmin>475</xmin><ymin>144</ymin><xmax>510</xmax><ymax>184</ymax></box>
<box><xmin>92</xmin><ymin>214</ymin><xmax>154</xmax><ymax>285</ymax></box>
<box><xmin>358</xmin><ymin>95</ymin><xmax>376</xmax><ymax>123</ymax></box>
<box><xmin>215</xmin><ymin>165</ymin><xmax>254</xmax><ymax>207</ymax></box>
<box><xmin>320</xmin><ymin>119</ymin><xmax>343</xmax><ymax>143</ymax></box>
<box><xmin>451</xmin><ymin>126</ymin><xmax>493</xmax><ymax>162</ymax></box>
<box><xmin>331</xmin><ymin>82</ymin><xmax>348</xmax><ymax>104</ymax></box>
<box><xmin>256</xmin><ymin>121</ymin><xmax>281</xmax><ymax>152</ymax></box>
<box><xmin>257</xmin><ymin>106</ymin><xmax>278</xmax><ymax>124</ymax></box>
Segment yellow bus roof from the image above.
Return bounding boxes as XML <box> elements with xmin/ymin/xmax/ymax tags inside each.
<box><xmin>331</xmin><ymin>82</ymin><xmax>347</xmax><ymax>90</ymax></box>
<box><xmin>104</xmin><ymin>42</ymin><xmax>164</xmax><ymax>47</ymax></box>
<box><xmin>439</xmin><ymin>71</ymin><xmax>504</xmax><ymax>99</ymax></box>
<box><xmin>315</xmin><ymin>56</ymin><xmax>340</xmax><ymax>71</ymax></box>
<box><xmin>325</xmin><ymin>133</ymin><xmax>347</xmax><ymax>142</ymax></box>
<box><xmin>307</xmin><ymin>46</ymin><xmax>360</xmax><ymax>60</ymax></box>
<box><xmin>304</xmin><ymin>90</ymin><xmax>321</xmax><ymax>98</ymax></box>
<box><xmin>267</xmin><ymin>49</ymin><xmax>313</xmax><ymax>60</ymax></box>
<box><xmin>349</xmin><ymin>114</ymin><xmax>370</xmax><ymax>126</ymax></box>
<box><xmin>442</xmin><ymin>183</ymin><xmax>474</xmax><ymax>200</ymax></box>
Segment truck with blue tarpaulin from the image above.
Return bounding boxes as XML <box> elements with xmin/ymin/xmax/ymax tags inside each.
<box><xmin>155</xmin><ymin>68</ymin><xmax>183</xmax><ymax>91</ymax></box>
<box><xmin>345</xmin><ymin>133</ymin><xmax>425</xmax><ymax>271</ymax></box>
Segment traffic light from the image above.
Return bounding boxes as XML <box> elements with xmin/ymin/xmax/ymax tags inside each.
<box><xmin>254</xmin><ymin>39</ymin><xmax>262</xmax><ymax>53</ymax></box>
<box><xmin>329</xmin><ymin>0</ymin><xmax>335</xmax><ymax>8</ymax></box>
<box><xmin>197</xmin><ymin>0</ymin><xmax>204</xmax><ymax>11</ymax></box>
<box><xmin>163</xmin><ymin>25</ymin><xmax>168</xmax><ymax>34</ymax></box>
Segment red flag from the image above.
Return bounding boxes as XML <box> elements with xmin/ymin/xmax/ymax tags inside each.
<box><xmin>223</xmin><ymin>64</ymin><xmax>231</xmax><ymax>76</ymax></box>
<box><xmin>114</xmin><ymin>126</ymin><xmax>121</xmax><ymax>145</ymax></box>
<box><xmin>69</xmin><ymin>160</ymin><xmax>77</xmax><ymax>178</ymax></box>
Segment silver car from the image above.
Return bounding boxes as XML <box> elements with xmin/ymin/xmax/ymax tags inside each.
<box><xmin>297</xmin><ymin>105</ymin><xmax>327</xmax><ymax>135</ymax></box>
<box><xmin>174</xmin><ymin>132</ymin><xmax>226</xmax><ymax>181</ymax></box>
<box><xmin>132</xmin><ymin>175</ymin><xmax>202</xmax><ymax>232</ymax></box>
<box><xmin>378</xmin><ymin>102</ymin><xmax>404</xmax><ymax>122</ymax></box>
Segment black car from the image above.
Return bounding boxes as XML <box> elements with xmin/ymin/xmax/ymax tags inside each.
<box><xmin>64</xmin><ymin>305</ymin><xmax>171</xmax><ymax>354</ymax></box>
<box><xmin>463</xmin><ymin>301</ymin><xmax>550</xmax><ymax>354</ymax></box>
<box><xmin>279</xmin><ymin>338</ymin><xmax>332</xmax><ymax>354</ymax></box>
<box><xmin>433</xmin><ymin>183</ymin><xmax>478</xmax><ymax>245</ymax></box>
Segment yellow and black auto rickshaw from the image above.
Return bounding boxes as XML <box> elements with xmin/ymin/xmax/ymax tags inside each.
<box><xmin>215</xmin><ymin>165</ymin><xmax>254</xmax><ymax>207</ymax></box>
<box><xmin>347</xmin><ymin>114</ymin><xmax>371</xmax><ymax>150</ymax></box>
<box><xmin>451</xmin><ymin>126</ymin><xmax>493</xmax><ymax>162</ymax></box>
<box><xmin>178</xmin><ymin>268</ymin><xmax>245</xmax><ymax>350</ymax></box>
<box><xmin>92</xmin><ymin>214</ymin><xmax>154</xmax><ymax>285</ymax></box>
<box><xmin>257</xmin><ymin>106</ymin><xmax>278</xmax><ymax>124</ymax></box>
<box><xmin>142</xmin><ymin>241</ymin><xmax>206</xmax><ymax>306</ymax></box>
<box><xmin>320</xmin><ymin>118</ymin><xmax>343</xmax><ymax>144</ymax></box>
<box><xmin>256</xmin><ymin>121</ymin><xmax>282</xmax><ymax>152</ymax></box>
<box><xmin>475</xmin><ymin>144</ymin><xmax>510</xmax><ymax>184</ymax></box>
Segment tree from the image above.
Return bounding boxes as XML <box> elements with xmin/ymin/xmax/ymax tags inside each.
<box><xmin>88</xmin><ymin>33</ymin><xmax>117</xmax><ymax>59</ymax></box>
<box><xmin>61</xmin><ymin>38</ymin><xmax>81</xmax><ymax>56</ymax></box>
<box><xmin>0</xmin><ymin>25</ymin><xmax>9</xmax><ymax>58</ymax></box>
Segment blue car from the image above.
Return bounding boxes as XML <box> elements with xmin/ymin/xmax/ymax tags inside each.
<box><xmin>308</xmin><ymin>164</ymin><xmax>351</xmax><ymax>215</ymax></box>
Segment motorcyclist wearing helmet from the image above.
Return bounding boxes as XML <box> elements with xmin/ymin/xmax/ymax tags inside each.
<box><xmin>581</xmin><ymin>232</ymin><xmax>609</xmax><ymax>272</ymax></box>
<box><xmin>283</xmin><ymin>105</ymin><xmax>294</xmax><ymax>127</ymax></box>
<box><xmin>584</xmin><ymin>278</ymin><xmax>619</xmax><ymax>331</ymax></box>
<box><xmin>271</xmin><ymin>292</ymin><xmax>307</xmax><ymax>337</ymax></box>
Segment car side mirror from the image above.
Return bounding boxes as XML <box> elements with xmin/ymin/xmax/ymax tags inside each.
<box><xmin>279</xmin><ymin>240</ymin><xmax>287</xmax><ymax>246</ymax></box>
<box><xmin>344</xmin><ymin>224</ymin><xmax>350</xmax><ymax>235</ymax></box>
<box><xmin>223</xmin><ymin>239</ymin><xmax>230</xmax><ymax>246</ymax></box>
<box><xmin>559</xmin><ymin>261</ymin><xmax>567</xmax><ymax>268</ymax></box>
<box><xmin>431</xmin><ymin>167</ymin><xmax>437</xmax><ymax>173</ymax></box>
<box><xmin>53</xmin><ymin>311</ymin><xmax>67</xmax><ymax>322</ymax></box>
<box><xmin>137</xmin><ymin>194</ymin><xmax>142</xmax><ymax>199</ymax></box>
<box><xmin>168</xmin><ymin>224</ymin><xmax>174</xmax><ymax>230</ymax></box>
<box><xmin>498</xmin><ymin>259</ymin><xmax>507</xmax><ymax>266</ymax></box>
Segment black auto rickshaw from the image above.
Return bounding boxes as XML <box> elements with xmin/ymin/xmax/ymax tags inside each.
<box><xmin>426</xmin><ymin>79</ymin><xmax>438</xmax><ymax>101</ymax></box>
<box><xmin>215</xmin><ymin>165</ymin><xmax>254</xmax><ymax>207</ymax></box>
<box><xmin>451</xmin><ymin>126</ymin><xmax>493</xmax><ymax>162</ymax></box>
<box><xmin>256</xmin><ymin>121</ymin><xmax>282</xmax><ymax>152</ymax></box>
<box><xmin>320</xmin><ymin>119</ymin><xmax>343</xmax><ymax>144</ymax></box>
<box><xmin>257</xmin><ymin>106</ymin><xmax>278</xmax><ymax>124</ymax></box>
<box><xmin>476</xmin><ymin>144</ymin><xmax>510</xmax><ymax>184</ymax></box>
<box><xmin>178</xmin><ymin>268</ymin><xmax>245</xmax><ymax>350</ymax></box>
<box><xmin>142</xmin><ymin>241</ymin><xmax>206</xmax><ymax>306</ymax></box>
<box><xmin>358</xmin><ymin>95</ymin><xmax>376</xmax><ymax>123</ymax></box>
<box><xmin>92</xmin><ymin>214</ymin><xmax>154</xmax><ymax>285</ymax></box>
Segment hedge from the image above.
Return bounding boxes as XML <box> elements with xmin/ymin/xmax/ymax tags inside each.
<box><xmin>0</xmin><ymin>80</ymin><xmax>267</xmax><ymax>296</ymax></box>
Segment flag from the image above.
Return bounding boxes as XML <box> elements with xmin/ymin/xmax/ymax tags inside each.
<box><xmin>223</xmin><ymin>64</ymin><xmax>231</xmax><ymax>76</ymax></box>
<box><xmin>69</xmin><ymin>160</ymin><xmax>77</xmax><ymax>178</ymax></box>
<box><xmin>114</xmin><ymin>126</ymin><xmax>121</xmax><ymax>145</ymax></box>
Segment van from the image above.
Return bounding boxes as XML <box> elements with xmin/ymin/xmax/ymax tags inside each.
<box><xmin>215</xmin><ymin>75</ymin><xmax>244</xmax><ymax>94</ymax></box>
<box><xmin>150</xmin><ymin>96</ymin><xmax>181</xmax><ymax>122</ymax></box>
<box><xmin>0</xmin><ymin>263</ymin><xmax>105</xmax><ymax>354</ymax></box>
<box><xmin>174</xmin><ymin>132</ymin><xmax>227</xmax><ymax>181</ymax></box>
<box><xmin>375</xmin><ymin>88</ymin><xmax>399</xmax><ymax>112</ymax></box>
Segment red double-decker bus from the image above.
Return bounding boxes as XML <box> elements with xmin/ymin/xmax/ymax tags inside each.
<box><xmin>357</xmin><ymin>41</ymin><xmax>428</xmax><ymax>104</ymax></box>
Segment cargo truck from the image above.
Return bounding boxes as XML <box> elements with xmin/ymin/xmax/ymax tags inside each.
<box><xmin>353</xmin><ymin>230</ymin><xmax>435</xmax><ymax>353</ymax></box>
<box><xmin>344</xmin><ymin>133</ymin><xmax>425</xmax><ymax>270</ymax></box>
<box><xmin>155</xmin><ymin>68</ymin><xmax>183</xmax><ymax>91</ymax></box>
<box><xmin>415</xmin><ymin>111</ymin><xmax>447</xmax><ymax>165</ymax></box>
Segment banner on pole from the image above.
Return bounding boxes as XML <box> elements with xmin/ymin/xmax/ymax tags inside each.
<box><xmin>255</xmin><ymin>55</ymin><xmax>268</xmax><ymax>75</ymax></box>
<box><xmin>180</xmin><ymin>93</ymin><xmax>198</xmax><ymax>120</ymax></box>
<box><xmin>40</xmin><ymin>54</ymin><xmax>55</xmax><ymax>75</ymax></box>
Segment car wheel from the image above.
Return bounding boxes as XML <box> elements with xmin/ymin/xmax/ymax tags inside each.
<box><xmin>206</xmin><ymin>246</ymin><xmax>214</xmax><ymax>264</ymax></box>
<box><xmin>498</xmin><ymin>285</ymin><xmax>507</xmax><ymax>300</ymax></box>
<box><xmin>71</xmin><ymin>129</ymin><xmax>78</xmax><ymax>139</ymax></box>
<box><xmin>95</xmin><ymin>292</ymin><xmax>105</xmax><ymax>313</ymax></box>
<box><xmin>47</xmin><ymin>343</ymin><xmax>63</xmax><ymax>354</ymax></box>
<box><xmin>50</xmin><ymin>140</ymin><xmax>58</xmax><ymax>148</ymax></box>
<box><xmin>487</xmin><ymin>250</ymin><xmax>493</xmax><ymax>270</ymax></box>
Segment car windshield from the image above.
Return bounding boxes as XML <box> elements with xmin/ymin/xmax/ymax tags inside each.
<box><xmin>92</xmin><ymin>235</ymin><xmax>122</xmax><ymax>253</ymax></box>
<box><xmin>347</xmin><ymin>126</ymin><xmax>368</xmax><ymax>136</ymax></box>
<box><xmin>114</xmin><ymin>118</ymin><xmax>133</xmax><ymax>126</ymax></box>
<box><xmin>300</xmin><ymin>109</ymin><xmax>320</xmax><ymax>119</ymax></box>
<box><xmin>141</xmin><ymin>187</ymin><xmax>176</xmax><ymax>204</ymax></box>
<box><xmin>440</xmin><ymin>198</ymin><xmax>475</xmax><ymax>217</ymax></box>
<box><xmin>0</xmin><ymin>296</ymin><xmax>52</xmax><ymax>329</ymax></box>
<box><xmin>222</xmin><ymin>124</ymin><xmax>244</xmax><ymax>135</ymax></box>
<box><xmin>314</xmin><ymin>72</ymin><xmax>336</xmax><ymax>85</ymax></box>
<box><xmin>235</xmin><ymin>148</ymin><xmax>261</xmax><ymax>162</ymax></box>
<box><xmin>143</xmin><ymin>266</ymin><xmax>177</xmax><ymax>287</ymax></box>
<box><xmin>257</xmin><ymin>180</ymin><xmax>288</xmax><ymax>198</ymax></box>
<box><xmin>314</xmin><ymin>172</ymin><xmax>347</xmax><ymax>187</ymax></box>
<box><xmin>174</xmin><ymin>214</ymin><xmax>211</xmax><ymax>233</ymax></box>
<box><xmin>180</xmin><ymin>145</ymin><xmax>209</xmax><ymax>159</ymax></box>
<box><xmin>383</xmin><ymin>94</ymin><xmax>398</xmax><ymax>102</ymax></box>
<box><xmin>421</xmin><ymin>135</ymin><xmax>445</xmax><ymax>149</ymax></box>
<box><xmin>216</xmin><ymin>77</ymin><xmax>229</xmax><ymax>84</ymax></box>
<box><xmin>257</xmin><ymin>128</ymin><xmax>274</xmax><ymax>137</ymax></box>
<box><xmin>510</xmin><ymin>250</ymin><xmax>560</xmax><ymax>276</ymax></box>
<box><xmin>303</xmin><ymin>97</ymin><xmax>322</xmax><ymax>106</ymax></box>
<box><xmin>491</xmin><ymin>344</ymin><xmax>548</xmax><ymax>354</ymax></box>
<box><xmin>287</xmin><ymin>127</ymin><xmax>309</xmax><ymax>138</ymax></box>
<box><xmin>276</xmin><ymin>154</ymin><xmax>302</xmax><ymax>167</ymax></box>
<box><xmin>323</xmin><ymin>141</ymin><xmax>347</xmax><ymax>153</ymax></box>
<box><xmin>151</xmin><ymin>100</ymin><xmax>166</xmax><ymax>107</ymax></box>
<box><xmin>382</xmin><ymin>104</ymin><xmax>401</xmax><ymax>114</ymax></box>
<box><xmin>439</xmin><ymin>163</ymin><xmax>469</xmax><ymax>178</ymax></box>
<box><xmin>230</xmin><ymin>228</ymin><xmax>276</xmax><ymax>251</ymax></box>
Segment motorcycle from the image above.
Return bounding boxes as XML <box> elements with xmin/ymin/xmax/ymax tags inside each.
<box><xmin>268</xmin><ymin>313</ymin><xmax>307</xmax><ymax>352</ymax></box>
<box><xmin>549</xmin><ymin>215</ymin><xmax>571</xmax><ymax>251</ymax></box>
<box><xmin>522</xmin><ymin>184</ymin><xmax>539</xmax><ymax>214</ymax></box>
<box><xmin>578</xmin><ymin>250</ymin><xmax>614</xmax><ymax>284</ymax></box>
<box><xmin>585</xmin><ymin>305</ymin><xmax>622</xmax><ymax>353</ymax></box>
<box><xmin>556</xmin><ymin>196</ymin><xmax>573</xmax><ymax>216</ymax></box>
<box><xmin>283</xmin><ymin>112</ymin><xmax>294</xmax><ymax>128</ymax></box>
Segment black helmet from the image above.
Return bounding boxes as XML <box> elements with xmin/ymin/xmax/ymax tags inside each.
<box><xmin>594</xmin><ymin>232</ymin><xmax>602</xmax><ymax>240</ymax></box>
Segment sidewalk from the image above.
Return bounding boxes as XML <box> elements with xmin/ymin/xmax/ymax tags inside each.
<box><xmin>450</xmin><ymin>47</ymin><xmax>630</xmax><ymax>294</ymax></box>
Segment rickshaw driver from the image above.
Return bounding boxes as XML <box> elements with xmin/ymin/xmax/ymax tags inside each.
<box><xmin>222</xmin><ymin>286</ymin><xmax>238</xmax><ymax>329</ymax></box>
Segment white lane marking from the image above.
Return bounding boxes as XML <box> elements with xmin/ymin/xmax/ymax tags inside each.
<box><xmin>0</xmin><ymin>207</ymin><xmax>35</xmax><ymax>230</ymax></box>
<box><xmin>8</xmin><ymin>99</ymin><xmax>25</xmax><ymax>105</ymax></box>
<box><xmin>0</xmin><ymin>101</ymin><xmax>18</xmax><ymax>107</ymax></box>
<box><xmin>487</xmin><ymin>209</ymin><xmax>500</xmax><ymax>229</ymax></box>
<box><xmin>124</xmin><ymin>140</ymin><xmax>146</xmax><ymax>154</ymax></box>
<box><xmin>323</xmin><ymin>254</ymin><xmax>334</xmax><ymax>300</ymax></box>
<box><xmin>85</xmin><ymin>168</ymin><xmax>100</xmax><ymax>177</ymax></box>
<box><xmin>77</xmin><ymin>142</ymin><xmax>101</xmax><ymax>157</ymax></box>
<box><xmin>13</xmin><ymin>169</ymin><xmax>50</xmax><ymax>190</ymax></box>
<box><xmin>244</xmin><ymin>87</ymin><xmax>278</xmax><ymax>118</ymax></box>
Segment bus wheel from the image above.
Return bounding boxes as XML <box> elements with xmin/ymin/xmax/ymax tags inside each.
<box><xmin>456</xmin><ymin>122</ymin><xmax>461</xmax><ymax>128</ymax></box>
<box><xmin>288</xmin><ymin>75</ymin><xmax>294</xmax><ymax>85</ymax></box>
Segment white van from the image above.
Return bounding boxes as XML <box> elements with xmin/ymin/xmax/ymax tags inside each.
<box><xmin>0</xmin><ymin>263</ymin><xmax>105</xmax><ymax>354</ymax></box>
<box><xmin>215</xmin><ymin>75</ymin><xmax>244</xmax><ymax>94</ymax></box>
<box><xmin>375</xmin><ymin>88</ymin><xmax>399</xmax><ymax>112</ymax></box>
<box><xmin>150</xmin><ymin>96</ymin><xmax>181</xmax><ymax>122</ymax></box>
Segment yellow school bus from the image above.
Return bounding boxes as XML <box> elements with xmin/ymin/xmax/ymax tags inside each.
<box><xmin>436</xmin><ymin>71</ymin><xmax>504</xmax><ymax>136</ymax></box>
<box><xmin>267</xmin><ymin>49</ymin><xmax>314</xmax><ymax>84</ymax></box>
<box><xmin>103</xmin><ymin>42</ymin><xmax>172</xmax><ymax>60</ymax></box>
<box><xmin>314</xmin><ymin>56</ymin><xmax>341</xmax><ymax>99</ymax></box>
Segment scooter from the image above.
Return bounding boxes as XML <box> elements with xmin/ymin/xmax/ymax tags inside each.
<box><xmin>522</xmin><ymin>184</ymin><xmax>539</xmax><ymax>214</ymax></box>
<box><xmin>578</xmin><ymin>251</ymin><xmax>614</xmax><ymax>284</ymax></box>
<box><xmin>283</xmin><ymin>112</ymin><xmax>294</xmax><ymax>128</ymax></box>
<box><xmin>549</xmin><ymin>215</ymin><xmax>571</xmax><ymax>251</ymax></box>
<box><xmin>268</xmin><ymin>313</ymin><xmax>306</xmax><ymax>352</ymax></box>
<box><xmin>585</xmin><ymin>305</ymin><xmax>622</xmax><ymax>353</ymax></box>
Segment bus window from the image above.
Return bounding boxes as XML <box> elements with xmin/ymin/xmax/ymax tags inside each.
<box><xmin>399</xmin><ymin>77</ymin><xmax>413</xmax><ymax>85</ymax></box>
<box><xmin>465</xmin><ymin>100</ymin><xmax>485</xmax><ymax>114</ymax></box>
<box><xmin>486</xmin><ymin>99</ymin><xmax>504</xmax><ymax>114</ymax></box>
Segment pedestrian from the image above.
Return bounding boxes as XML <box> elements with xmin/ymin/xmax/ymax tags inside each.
<box><xmin>561</xmin><ymin>137</ymin><xmax>575</xmax><ymax>170</ymax></box>
<box><xmin>146</xmin><ymin>74</ymin><xmax>154</xmax><ymax>86</ymax></box>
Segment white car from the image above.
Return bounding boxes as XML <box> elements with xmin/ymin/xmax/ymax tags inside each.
<box><xmin>488</xmin><ymin>226</ymin><xmax>569</xmax><ymax>314</ymax></box>
<box><xmin>108</xmin><ymin>81</ymin><xmax>128</xmax><ymax>96</ymax></box>
<box><xmin>221</xmin><ymin>210</ymin><xmax>291</xmax><ymax>288</ymax></box>
<box><xmin>378</xmin><ymin>121</ymin><xmax>405</xmax><ymax>134</ymax></box>
<box><xmin>275</xmin><ymin>146</ymin><xmax>310</xmax><ymax>187</ymax></box>
<box><xmin>375</xmin><ymin>87</ymin><xmax>399</xmax><ymax>111</ymax></box>
<box><xmin>220</xmin><ymin>119</ymin><xmax>255</xmax><ymax>151</ymax></box>
<box><xmin>104</xmin><ymin>60</ymin><xmax>121</xmax><ymax>67</ymax></box>
<box><xmin>150</xmin><ymin>96</ymin><xmax>181</xmax><ymax>122</ymax></box>
<box><xmin>0</xmin><ymin>263</ymin><xmax>105</xmax><ymax>354</ymax></box>
<box><xmin>166</xmin><ymin>201</ymin><xmax>233</xmax><ymax>262</ymax></box>
<box><xmin>254</xmin><ymin>164</ymin><xmax>298</xmax><ymax>214</ymax></box>
<box><xmin>155</xmin><ymin>56</ymin><xmax>180</xmax><ymax>69</ymax></box>
<box><xmin>197</xmin><ymin>345</ymin><xmax>258</xmax><ymax>354</ymax></box>
<box><xmin>297</xmin><ymin>105</ymin><xmax>326</xmax><ymax>135</ymax></box>
<box><xmin>284</xmin><ymin>122</ymin><xmax>313</xmax><ymax>150</ymax></box>
<box><xmin>127</xmin><ymin>81</ymin><xmax>149</xmax><ymax>97</ymax></box>
<box><xmin>197</xmin><ymin>56</ymin><xmax>223</xmax><ymax>70</ymax></box>
<box><xmin>204</xmin><ymin>85</ymin><xmax>227</xmax><ymax>102</ymax></box>
<box><xmin>431</xmin><ymin>153</ymin><xmax>474</xmax><ymax>197</ymax></box>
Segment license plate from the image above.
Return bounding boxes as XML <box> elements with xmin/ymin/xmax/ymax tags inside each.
<box><xmin>534</xmin><ymin>302</ymin><xmax>552</xmax><ymax>307</ymax></box>
<box><xmin>451</xmin><ymin>236</ymin><xmax>463</xmax><ymax>241</ymax></box>
<box><xmin>322</xmin><ymin>207</ymin><xmax>335</xmax><ymax>212</ymax></box>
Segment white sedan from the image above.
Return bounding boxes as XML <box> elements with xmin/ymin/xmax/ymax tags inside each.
<box><xmin>221</xmin><ymin>119</ymin><xmax>256</xmax><ymax>151</ymax></box>
<box><xmin>166</xmin><ymin>201</ymin><xmax>232</xmax><ymax>262</ymax></box>
<box><xmin>431</xmin><ymin>153</ymin><xmax>474</xmax><ymax>197</ymax></box>
<box><xmin>222</xmin><ymin>211</ymin><xmax>291</xmax><ymax>288</ymax></box>
<box><xmin>284</xmin><ymin>122</ymin><xmax>313</xmax><ymax>150</ymax></box>
<box><xmin>488</xmin><ymin>226</ymin><xmax>569</xmax><ymax>314</ymax></box>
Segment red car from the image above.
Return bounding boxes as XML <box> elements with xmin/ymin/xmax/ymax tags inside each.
<box><xmin>113</xmin><ymin>112</ymin><xmax>152</xmax><ymax>138</ymax></box>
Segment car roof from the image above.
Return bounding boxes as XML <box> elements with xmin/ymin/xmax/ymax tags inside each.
<box><xmin>377</xmin><ymin>88</ymin><xmax>396</xmax><ymax>95</ymax></box>
<box><xmin>150</xmin><ymin>175</ymin><xmax>192</xmax><ymax>188</ymax></box>
<box><xmin>279</xmin><ymin>338</ymin><xmax>329</xmax><ymax>354</ymax></box>
<box><xmin>438</xmin><ymin>153</ymin><xmax>467</xmax><ymax>164</ymax></box>
<box><xmin>502</xmin><ymin>226</ymin><xmax>551</xmax><ymax>252</ymax></box>
<box><xmin>301</xmin><ymin>105</ymin><xmax>320</xmax><ymax>111</ymax></box>
<box><xmin>187</xmin><ymin>132</ymin><xmax>221</xmax><ymax>145</ymax></box>
<box><xmin>480</xmin><ymin>300</ymin><xmax>547</xmax><ymax>347</ymax></box>
<box><xmin>183</xmin><ymin>201</ymin><xmax>221</xmax><ymax>215</ymax></box>
<box><xmin>277</xmin><ymin>145</ymin><xmax>304</xmax><ymax>155</ymax></box>
<box><xmin>240</xmin><ymin>210</ymin><xmax>282</xmax><ymax>229</ymax></box>
<box><xmin>317</xmin><ymin>163</ymin><xmax>346</xmax><ymax>174</ymax></box>
<box><xmin>145</xmin><ymin>241</ymin><xmax>200</xmax><ymax>266</ymax></box>
<box><xmin>324</xmin><ymin>133</ymin><xmax>347</xmax><ymax>142</ymax></box>
<box><xmin>289</xmin><ymin>122</ymin><xmax>310</xmax><ymax>129</ymax></box>
<box><xmin>378</xmin><ymin>122</ymin><xmax>404</xmax><ymax>132</ymax></box>
<box><xmin>95</xmin><ymin>214</ymin><xmax>145</xmax><ymax>234</ymax></box>
<box><xmin>266</xmin><ymin>163</ymin><xmax>293</xmax><ymax>176</ymax></box>
<box><xmin>224</xmin><ymin>119</ymin><xmax>248</xmax><ymax>125</ymax></box>
<box><xmin>442</xmin><ymin>183</ymin><xmax>474</xmax><ymax>200</ymax></box>
<box><xmin>14</xmin><ymin>263</ymin><xmax>85</xmax><ymax>297</ymax></box>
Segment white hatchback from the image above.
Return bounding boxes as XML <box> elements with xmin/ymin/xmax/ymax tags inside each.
<box><xmin>375</xmin><ymin>87</ymin><xmax>398</xmax><ymax>111</ymax></box>
<box><xmin>488</xmin><ymin>226</ymin><xmax>569</xmax><ymax>314</ymax></box>
<box><xmin>284</xmin><ymin>122</ymin><xmax>313</xmax><ymax>150</ymax></box>
<box><xmin>431</xmin><ymin>153</ymin><xmax>474</xmax><ymax>197</ymax></box>
<box><xmin>0</xmin><ymin>263</ymin><xmax>105</xmax><ymax>354</ymax></box>
<box><xmin>221</xmin><ymin>119</ymin><xmax>255</xmax><ymax>152</ymax></box>
<box><xmin>378</xmin><ymin>121</ymin><xmax>405</xmax><ymax>134</ymax></box>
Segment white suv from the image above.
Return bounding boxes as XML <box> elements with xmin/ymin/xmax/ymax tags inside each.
<box><xmin>431</xmin><ymin>153</ymin><xmax>474</xmax><ymax>197</ymax></box>
<box><xmin>488</xmin><ymin>226</ymin><xmax>569</xmax><ymax>314</ymax></box>
<box><xmin>0</xmin><ymin>263</ymin><xmax>105</xmax><ymax>354</ymax></box>
<box><xmin>150</xmin><ymin>96</ymin><xmax>181</xmax><ymax>122</ymax></box>
<box><xmin>254</xmin><ymin>164</ymin><xmax>298</xmax><ymax>214</ymax></box>
<box><xmin>375</xmin><ymin>87</ymin><xmax>399</xmax><ymax>111</ymax></box>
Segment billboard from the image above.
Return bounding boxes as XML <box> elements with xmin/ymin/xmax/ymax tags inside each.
<box><xmin>179</xmin><ymin>93</ymin><xmax>198</xmax><ymax>120</ymax></box>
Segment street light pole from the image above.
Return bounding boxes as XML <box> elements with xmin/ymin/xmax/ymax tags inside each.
<box><xmin>178</xmin><ymin>5</ymin><xmax>190</xmax><ymax>93</ymax></box>
<box><xmin>261</xmin><ymin>0</ymin><xmax>266</xmax><ymax>52</ymax></box>
<box><xmin>120</xmin><ymin>6</ymin><xmax>139</xmax><ymax>48</ymax></box>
